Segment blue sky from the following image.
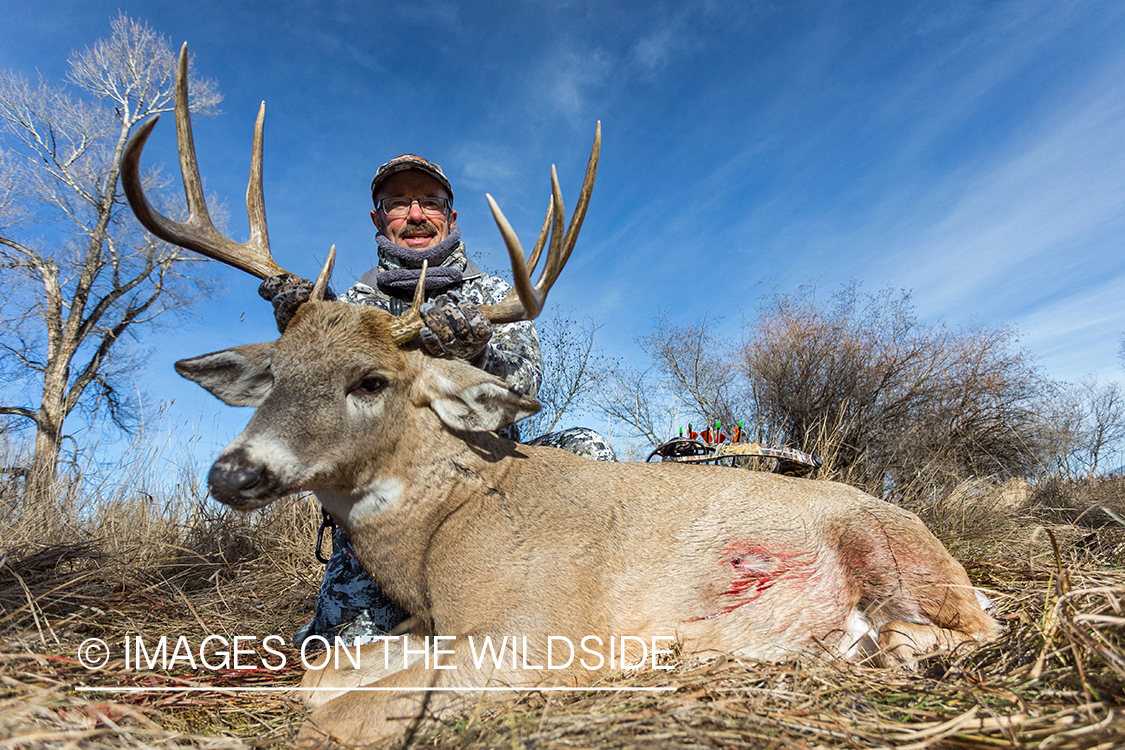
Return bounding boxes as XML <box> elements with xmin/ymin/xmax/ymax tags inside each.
<box><xmin>2</xmin><ymin>0</ymin><xmax>1124</xmax><ymax>465</ymax></box>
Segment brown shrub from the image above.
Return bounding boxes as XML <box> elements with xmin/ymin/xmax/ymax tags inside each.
<box><xmin>598</xmin><ymin>284</ymin><xmax>1051</xmax><ymax>498</ymax></box>
<box><xmin>744</xmin><ymin>284</ymin><xmax>1048</xmax><ymax>494</ymax></box>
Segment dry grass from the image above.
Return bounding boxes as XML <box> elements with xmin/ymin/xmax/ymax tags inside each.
<box><xmin>2</xmin><ymin>475</ymin><xmax>1124</xmax><ymax>749</ymax></box>
<box><xmin>1</xmin><ymin>471</ymin><xmax>324</xmax><ymax>750</ymax></box>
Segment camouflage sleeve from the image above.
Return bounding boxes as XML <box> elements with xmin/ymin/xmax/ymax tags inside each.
<box><xmin>477</xmin><ymin>319</ymin><xmax>542</xmax><ymax>398</ymax></box>
<box><xmin>336</xmin><ymin>282</ymin><xmax>386</xmax><ymax>308</ymax></box>
<box><xmin>462</xmin><ymin>274</ymin><xmax>542</xmax><ymax>399</ymax></box>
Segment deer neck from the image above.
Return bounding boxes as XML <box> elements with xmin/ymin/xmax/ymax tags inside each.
<box><xmin>315</xmin><ymin>429</ymin><xmax>523</xmax><ymax>621</ymax></box>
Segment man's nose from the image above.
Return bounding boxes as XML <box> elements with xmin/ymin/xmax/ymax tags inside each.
<box><xmin>408</xmin><ymin>200</ymin><xmax>426</xmax><ymax>221</ymax></box>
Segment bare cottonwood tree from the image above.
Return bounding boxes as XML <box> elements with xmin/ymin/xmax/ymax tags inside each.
<box><xmin>597</xmin><ymin>363</ymin><xmax>669</xmax><ymax>448</ymax></box>
<box><xmin>0</xmin><ymin>15</ymin><xmax>221</xmax><ymax>526</ymax></box>
<box><xmin>1040</xmin><ymin>378</ymin><xmax>1125</xmax><ymax>478</ymax></box>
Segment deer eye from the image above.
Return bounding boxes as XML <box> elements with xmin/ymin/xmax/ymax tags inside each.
<box><xmin>351</xmin><ymin>376</ymin><xmax>387</xmax><ymax>396</ymax></box>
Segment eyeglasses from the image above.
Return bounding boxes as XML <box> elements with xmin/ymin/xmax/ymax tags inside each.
<box><xmin>376</xmin><ymin>196</ymin><xmax>451</xmax><ymax>217</ymax></box>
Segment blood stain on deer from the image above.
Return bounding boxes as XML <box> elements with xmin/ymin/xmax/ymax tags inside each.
<box><xmin>689</xmin><ymin>541</ymin><xmax>815</xmax><ymax>622</ymax></box>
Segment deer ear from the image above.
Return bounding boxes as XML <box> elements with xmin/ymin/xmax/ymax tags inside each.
<box><xmin>175</xmin><ymin>343</ymin><xmax>275</xmax><ymax>407</ymax></box>
<box><xmin>414</xmin><ymin>357</ymin><xmax>541</xmax><ymax>433</ymax></box>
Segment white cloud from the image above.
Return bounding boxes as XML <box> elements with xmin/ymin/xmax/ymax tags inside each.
<box><xmin>631</xmin><ymin>25</ymin><xmax>679</xmax><ymax>72</ymax></box>
<box><xmin>886</xmin><ymin>69</ymin><xmax>1125</xmax><ymax>319</ymax></box>
<box><xmin>628</xmin><ymin>0</ymin><xmax>746</xmax><ymax>75</ymax></box>
<box><xmin>453</xmin><ymin>142</ymin><xmax>521</xmax><ymax>194</ymax></box>
<box><xmin>1012</xmin><ymin>275</ymin><xmax>1125</xmax><ymax>383</ymax></box>
<box><xmin>535</xmin><ymin>47</ymin><xmax>612</xmax><ymax>125</ymax></box>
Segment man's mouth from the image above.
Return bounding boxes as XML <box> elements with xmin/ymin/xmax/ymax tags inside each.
<box><xmin>399</xmin><ymin>221</ymin><xmax>439</xmax><ymax>246</ymax></box>
<box><xmin>401</xmin><ymin>232</ymin><xmax>434</xmax><ymax>247</ymax></box>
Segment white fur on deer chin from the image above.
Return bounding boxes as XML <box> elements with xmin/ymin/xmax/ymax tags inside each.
<box><xmin>317</xmin><ymin>478</ymin><xmax>404</xmax><ymax>525</ymax></box>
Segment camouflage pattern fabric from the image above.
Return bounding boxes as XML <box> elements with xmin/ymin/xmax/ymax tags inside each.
<box><xmin>257</xmin><ymin>274</ymin><xmax>336</xmax><ymax>334</ymax></box>
<box><xmin>293</xmin><ymin>527</ymin><xmax>409</xmax><ymax>647</ymax></box>
<box><xmin>294</xmin><ymin>427</ymin><xmax>618</xmax><ymax>648</ymax></box>
<box><xmin>526</xmin><ymin>426</ymin><xmax>618</xmax><ymax>462</ymax></box>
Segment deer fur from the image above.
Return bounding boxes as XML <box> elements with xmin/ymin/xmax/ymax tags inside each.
<box><xmin>178</xmin><ymin>301</ymin><xmax>1002</xmax><ymax>747</ymax></box>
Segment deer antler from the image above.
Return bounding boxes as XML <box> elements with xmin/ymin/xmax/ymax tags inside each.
<box><xmin>121</xmin><ymin>44</ymin><xmax>329</xmax><ymax>285</ymax></box>
<box><xmin>389</xmin><ymin>123</ymin><xmax>600</xmax><ymax>345</ymax></box>
<box><xmin>485</xmin><ymin>124</ymin><xmax>598</xmax><ymax>324</ymax></box>
<box><xmin>123</xmin><ymin>44</ymin><xmax>595</xmax><ymax>340</ymax></box>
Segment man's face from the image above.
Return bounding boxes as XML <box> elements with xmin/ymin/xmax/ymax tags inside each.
<box><xmin>371</xmin><ymin>171</ymin><xmax>457</xmax><ymax>250</ymax></box>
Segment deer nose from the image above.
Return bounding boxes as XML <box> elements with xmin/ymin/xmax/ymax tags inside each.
<box><xmin>208</xmin><ymin>447</ymin><xmax>271</xmax><ymax>507</ymax></box>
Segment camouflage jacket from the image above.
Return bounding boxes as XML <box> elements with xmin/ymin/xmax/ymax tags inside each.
<box><xmin>336</xmin><ymin>241</ymin><xmax>543</xmax><ymax>403</ymax></box>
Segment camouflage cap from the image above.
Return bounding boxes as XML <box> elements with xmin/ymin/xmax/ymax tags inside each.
<box><xmin>370</xmin><ymin>154</ymin><xmax>453</xmax><ymax>204</ymax></box>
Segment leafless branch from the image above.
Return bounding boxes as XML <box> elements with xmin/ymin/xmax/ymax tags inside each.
<box><xmin>521</xmin><ymin>312</ymin><xmax>613</xmax><ymax>439</ymax></box>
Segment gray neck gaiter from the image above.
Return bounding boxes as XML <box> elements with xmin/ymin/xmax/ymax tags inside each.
<box><xmin>375</xmin><ymin>226</ymin><xmax>463</xmax><ymax>296</ymax></box>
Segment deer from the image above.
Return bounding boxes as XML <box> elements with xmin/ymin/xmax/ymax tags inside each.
<box><xmin>122</xmin><ymin>46</ymin><xmax>1003</xmax><ymax>747</ymax></box>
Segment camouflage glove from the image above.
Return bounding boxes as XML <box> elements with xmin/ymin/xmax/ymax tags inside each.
<box><xmin>258</xmin><ymin>274</ymin><xmax>335</xmax><ymax>334</ymax></box>
<box><xmin>418</xmin><ymin>292</ymin><xmax>493</xmax><ymax>361</ymax></box>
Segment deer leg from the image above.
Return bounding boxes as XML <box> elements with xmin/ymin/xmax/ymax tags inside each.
<box><xmin>297</xmin><ymin>663</ymin><xmax>470</xmax><ymax>747</ymax></box>
<box><xmin>873</xmin><ymin>619</ymin><xmax>987</xmax><ymax>667</ymax></box>
<box><xmin>839</xmin><ymin>515</ymin><xmax>1003</xmax><ymax>666</ymax></box>
<box><xmin>297</xmin><ymin>638</ymin><xmax>523</xmax><ymax>747</ymax></box>
<box><xmin>299</xmin><ymin>637</ymin><xmax>423</xmax><ymax>709</ymax></box>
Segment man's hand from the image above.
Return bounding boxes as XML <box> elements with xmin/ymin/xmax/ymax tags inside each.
<box><xmin>258</xmin><ymin>274</ymin><xmax>334</xmax><ymax>333</ymax></box>
<box><xmin>419</xmin><ymin>292</ymin><xmax>493</xmax><ymax>361</ymax></box>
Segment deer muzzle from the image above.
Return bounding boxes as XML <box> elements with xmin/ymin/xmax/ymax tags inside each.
<box><xmin>208</xmin><ymin>446</ymin><xmax>284</xmax><ymax>509</ymax></box>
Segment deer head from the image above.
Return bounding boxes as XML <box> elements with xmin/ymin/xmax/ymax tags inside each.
<box><xmin>174</xmin><ymin>303</ymin><xmax>541</xmax><ymax>510</ymax></box>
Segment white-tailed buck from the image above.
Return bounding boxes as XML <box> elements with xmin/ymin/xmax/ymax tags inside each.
<box><xmin>123</xmin><ymin>46</ymin><xmax>1002</xmax><ymax>747</ymax></box>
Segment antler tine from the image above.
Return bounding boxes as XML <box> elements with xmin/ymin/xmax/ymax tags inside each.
<box><xmin>310</xmin><ymin>245</ymin><xmax>336</xmax><ymax>301</ymax></box>
<box><xmin>485</xmin><ymin>193</ymin><xmax>542</xmax><ymax>320</ymax></box>
<box><xmin>475</xmin><ymin>122</ymin><xmax>600</xmax><ymax>326</ymax></box>
<box><xmin>411</xmin><ymin>260</ymin><xmax>429</xmax><ymax>313</ymax></box>
<box><xmin>245</xmin><ymin>100</ymin><xmax>270</xmax><ymax>252</ymax></box>
<box><xmin>525</xmin><ymin>195</ymin><xmax>554</xmax><ymax>277</ymax></box>
<box><xmin>521</xmin><ymin>122</ymin><xmax>599</xmax><ymax>307</ymax></box>
<box><xmin>388</xmin><ymin>260</ymin><xmax>429</xmax><ymax>345</ymax></box>
<box><xmin>559</xmin><ymin>120</ymin><xmax>600</xmax><ymax>268</ymax></box>
<box><xmin>172</xmin><ymin>44</ymin><xmax>209</xmax><ymax>228</ymax></box>
<box><xmin>121</xmin><ymin>43</ymin><xmax>288</xmax><ymax>280</ymax></box>
<box><xmin>539</xmin><ymin>164</ymin><xmax>567</xmax><ymax>297</ymax></box>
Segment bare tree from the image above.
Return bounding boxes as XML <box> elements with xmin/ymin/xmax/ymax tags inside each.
<box><xmin>641</xmin><ymin>314</ymin><xmax>745</xmax><ymax>432</ymax></box>
<box><xmin>1082</xmin><ymin>379</ymin><xmax>1125</xmax><ymax>473</ymax></box>
<box><xmin>597</xmin><ymin>362</ymin><xmax>669</xmax><ymax>447</ymax></box>
<box><xmin>596</xmin><ymin>314</ymin><xmax>745</xmax><ymax>445</ymax></box>
<box><xmin>0</xmin><ymin>15</ymin><xmax>221</xmax><ymax>526</ymax></box>
<box><xmin>1041</xmin><ymin>378</ymin><xmax>1125</xmax><ymax>478</ymax></box>
<box><xmin>601</xmin><ymin>283</ymin><xmax>1047</xmax><ymax>492</ymax></box>
<box><xmin>519</xmin><ymin>311</ymin><xmax>612</xmax><ymax>440</ymax></box>
<box><xmin>743</xmin><ymin>284</ymin><xmax>1046</xmax><ymax>491</ymax></box>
